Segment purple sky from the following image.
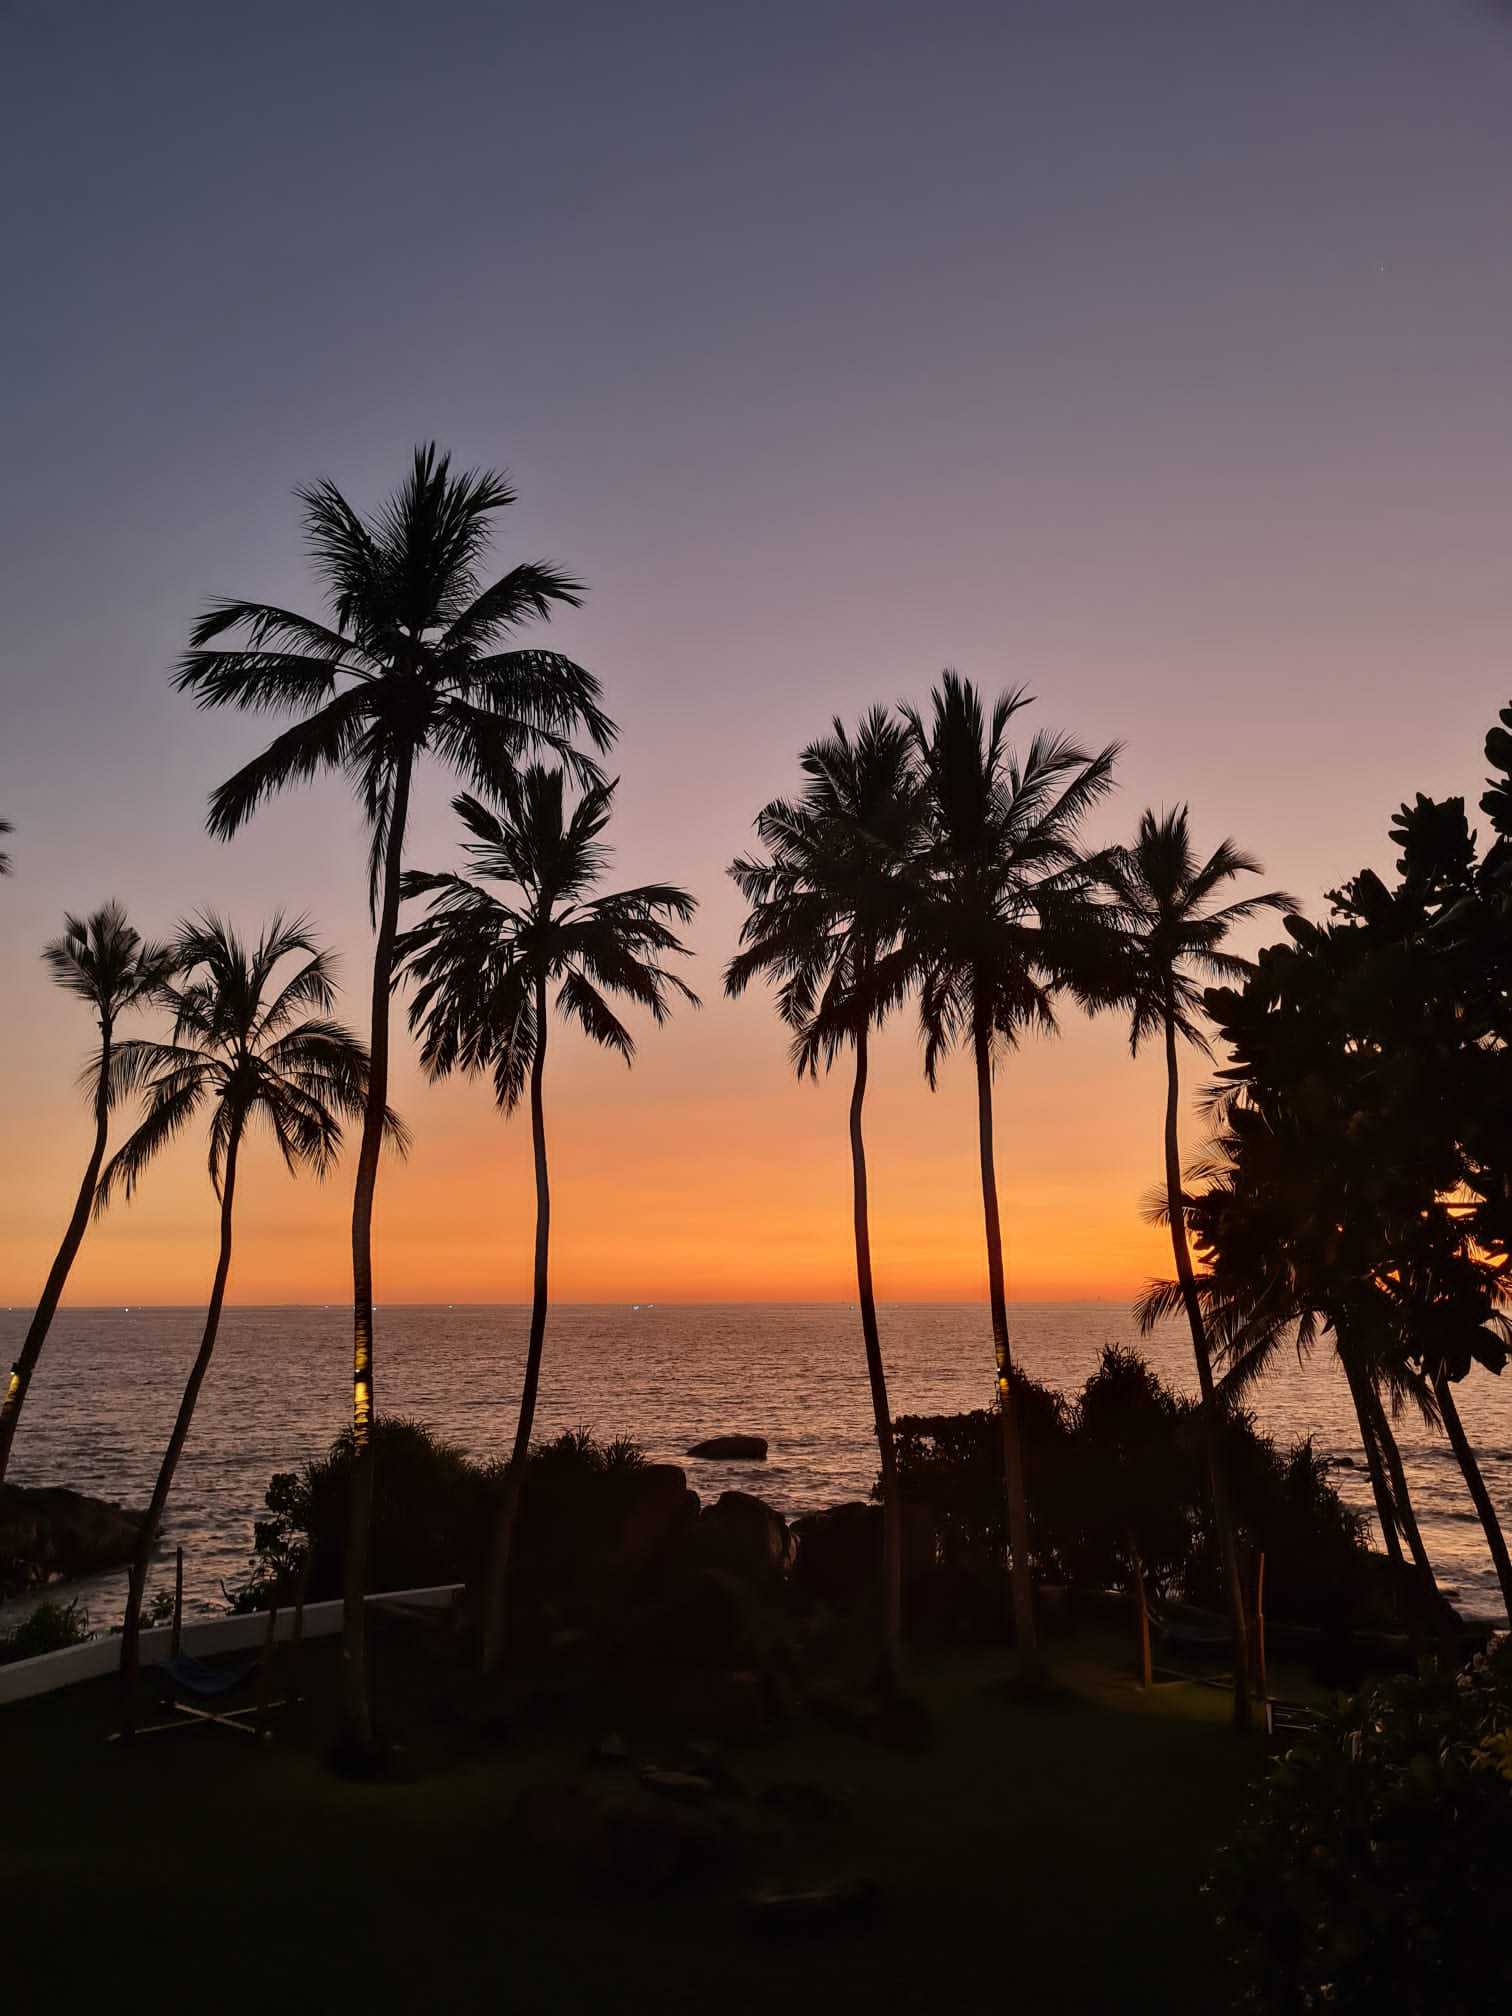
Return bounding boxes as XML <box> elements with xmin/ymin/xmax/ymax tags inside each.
<box><xmin>4</xmin><ymin>1</ymin><xmax>1512</xmax><ymax>1303</ymax></box>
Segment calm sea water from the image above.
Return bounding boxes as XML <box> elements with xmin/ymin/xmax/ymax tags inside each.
<box><xmin>3</xmin><ymin>1302</ymin><xmax>1509</xmax><ymax>1627</ymax></box>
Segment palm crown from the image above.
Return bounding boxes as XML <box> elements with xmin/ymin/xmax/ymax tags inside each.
<box><xmin>725</xmin><ymin>706</ymin><xmax>925</xmax><ymax>1073</ymax></box>
<box><xmin>397</xmin><ymin>770</ymin><xmax>699</xmax><ymax>1105</ymax></box>
<box><xmin>175</xmin><ymin>444</ymin><xmax>615</xmax><ymax>899</ymax></box>
<box><xmin>44</xmin><ymin>902</ymin><xmax>174</xmax><ymax>1048</ymax></box>
<box><xmin>99</xmin><ymin>915</ymin><xmax>383</xmax><ymax>1205</ymax></box>
<box><xmin>901</xmin><ymin>673</ymin><xmax>1120</xmax><ymax>1080</ymax></box>
<box><xmin>1096</xmin><ymin>807</ymin><xmax>1295</xmax><ymax>1053</ymax></box>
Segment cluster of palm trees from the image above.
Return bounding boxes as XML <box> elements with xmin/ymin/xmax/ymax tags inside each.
<box><xmin>7</xmin><ymin>443</ymin><xmax>1509</xmax><ymax>1750</ymax></box>
<box><xmin>727</xmin><ymin>680</ymin><xmax>1292</xmax><ymax>1717</ymax></box>
<box><xmin>5</xmin><ymin>449</ymin><xmax>697</xmax><ymax>1745</ymax></box>
<box><xmin>1142</xmin><ymin>754</ymin><xmax>1512</xmax><ymax>1655</ymax></box>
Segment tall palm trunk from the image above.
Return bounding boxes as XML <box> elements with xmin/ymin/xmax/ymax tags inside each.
<box><xmin>972</xmin><ymin>1011</ymin><xmax>1039</xmax><ymax>1666</ymax></box>
<box><xmin>1434</xmin><ymin>1370</ymin><xmax>1512</xmax><ymax>1626</ymax></box>
<box><xmin>1338</xmin><ymin>1339</ymin><xmax>1429</xmax><ymax>1649</ymax></box>
<box><xmin>849</xmin><ymin>1022</ymin><xmax>903</xmax><ymax>1693</ymax></box>
<box><xmin>343</xmin><ymin>748</ymin><xmax>414</xmax><ymax>1748</ymax></box>
<box><xmin>483</xmin><ymin>971</ymin><xmax>552</xmax><ymax>1673</ymax></box>
<box><xmin>1162</xmin><ymin>1009</ymin><xmax>1251</xmax><ymax>1729</ymax></box>
<box><xmin>1362</xmin><ymin>1377</ymin><xmax>1453</xmax><ymax>1659</ymax></box>
<box><xmin>119</xmin><ymin>1123</ymin><xmax>241</xmax><ymax>1718</ymax></box>
<box><xmin>0</xmin><ymin>1018</ymin><xmax>113</xmax><ymax>1487</ymax></box>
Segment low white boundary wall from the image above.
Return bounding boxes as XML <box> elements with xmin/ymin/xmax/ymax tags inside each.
<box><xmin>0</xmin><ymin>1583</ymin><xmax>464</xmax><ymax>1709</ymax></box>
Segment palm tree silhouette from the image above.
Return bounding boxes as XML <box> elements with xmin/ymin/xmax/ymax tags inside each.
<box><xmin>726</xmin><ymin>707</ymin><xmax>924</xmax><ymax>1690</ymax></box>
<box><xmin>903</xmin><ymin>673</ymin><xmax>1118</xmax><ymax>1669</ymax></box>
<box><xmin>0</xmin><ymin>905</ymin><xmax>173</xmax><ymax>1487</ymax></box>
<box><xmin>397</xmin><ymin>770</ymin><xmax>697</xmax><ymax>1669</ymax></box>
<box><xmin>102</xmin><ymin>915</ymin><xmax>381</xmax><ymax>1710</ymax></box>
<box><xmin>175</xmin><ymin>446</ymin><xmax>612</xmax><ymax>1745</ymax></box>
<box><xmin>1096</xmin><ymin>807</ymin><xmax>1293</xmax><ymax>1726</ymax></box>
<box><xmin>0</xmin><ymin>819</ymin><xmax>11</xmax><ymax>874</ymax></box>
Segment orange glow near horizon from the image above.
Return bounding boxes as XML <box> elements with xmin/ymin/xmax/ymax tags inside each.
<box><xmin>1</xmin><ymin>997</ymin><xmax>1172</xmax><ymax>1311</ymax></box>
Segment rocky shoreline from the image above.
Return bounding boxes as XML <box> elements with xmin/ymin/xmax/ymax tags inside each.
<box><xmin>0</xmin><ymin>1484</ymin><xmax>145</xmax><ymax>1600</ymax></box>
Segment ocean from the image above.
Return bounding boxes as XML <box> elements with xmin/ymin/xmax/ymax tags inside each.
<box><xmin>3</xmin><ymin>1301</ymin><xmax>1509</xmax><ymax>1628</ymax></box>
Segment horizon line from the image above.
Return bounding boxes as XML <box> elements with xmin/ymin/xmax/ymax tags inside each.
<box><xmin>5</xmin><ymin>1294</ymin><xmax>1143</xmax><ymax>1313</ymax></box>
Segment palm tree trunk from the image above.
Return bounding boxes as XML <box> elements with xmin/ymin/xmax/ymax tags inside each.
<box><xmin>0</xmin><ymin>1021</ymin><xmax>113</xmax><ymax>1487</ymax></box>
<box><xmin>1434</xmin><ymin>1370</ymin><xmax>1512</xmax><ymax>1627</ymax></box>
<box><xmin>1162</xmin><ymin>1009</ymin><xmax>1251</xmax><ymax>1730</ymax></box>
<box><xmin>119</xmin><ymin>1123</ymin><xmax>241</xmax><ymax>1721</ymax></box>
<box><xmin>343</xmin><ymin>748</ymin><xmax>414</xmax><ymax>1751</ymax></box>
<box><xmin>1342</xmin><ymin>1348</ymin><xmax>1404</xmax><ymax>1566</ymax></box>
<box><xmin>849</xmin><ymin>1023</ymin><xmax>903</xmax><ymax>1694</ymax></box>
<box><xmin>1427</xmin><ymin>1378</ymin><xmax>1507</xmax><ymax>1628</ymax></box>
<box><xmin>482</xmin><ymin>972</ymin><xmax>552</xmax><ymax>1674</ymax></box>
<box><xmin>1362</xmin><ymin>1377</ymin><xmax>1454</xmax><ymax>1659</ymax></box>
<box><xmin>1338</xmin><ymin>1341</ymin><xmax>1423</xmax><ymax>1649</ymax></box>
<box><xmin>972</xmin><ymin>1011</ymin><xmax>1039</xmax><ymax>1668</ymax></box>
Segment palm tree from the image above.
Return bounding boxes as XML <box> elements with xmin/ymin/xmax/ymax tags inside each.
<box><xmin>397</xmin><ymin>770</ymin><xmax>696</xmax><ymax>1670</ymax></box>
<box><xmin>0</xmin><ymin>819</ymin><xmax>12</xmax><ymax>873</ymax></box>
<box><xmin>175</xmin><ymin>445</ymin><xmax>613</xmax><ymax>1746</ymax></box>
<box><xmin>101</xmin><ymin>915</ymin><xmax>380</xmax><ymax>1711</ymax></box>
<box><xmin>0</xmin><ymin>905</ymin><xmax>172</xmax><ymax>1487</ymax></box>
<box><xmin>902</xmin><ymin>673</ymin><xmax>1118</xmax><ymax>1669</ymax></box>
<box><xmin>1095</xmin><ymin>808</ymin><xmax>1294</xmax><ymax>1726</ymax></box>
<box><xmin>726</xmin><ymin>707</ymin><xmax>924</xmax><ymax>1691</ymax></box>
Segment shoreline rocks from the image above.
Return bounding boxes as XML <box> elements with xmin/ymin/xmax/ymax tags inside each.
<box><xmin>0</xmin><ymin>1484</ymin><xmax>144</xmax><ymax>1598</ymax></box>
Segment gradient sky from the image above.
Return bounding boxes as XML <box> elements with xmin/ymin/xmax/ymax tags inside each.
<box><xmin>4</xmin><ymin>0</ymin><xmax>1512</xmax><ymax>1307</ymax></box>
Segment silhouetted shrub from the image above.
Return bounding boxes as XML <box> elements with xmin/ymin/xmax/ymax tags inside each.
<box><xmin>0</xmin><ymin>1596</ymin><xmax>93</xmax><ymax>1665</ymax></box>
<box><xmin>1211</xmin><ymin>1642</ymin><xmax>1512</xmax><ymax>2013</ymax></box>
<box><xmin>234</xmin><ymin>1417</ymin><xmax>651</xmax><ymax>1614</ymax></box>
<box><xmin>886</xmin><ymin>1348</ymin><xmax>1372</xmax><ymax>1635</ymax></box>
<box><xmin>238</xmin><ymin>1416</ymin><xmax>498</xmax><ymax>1605</ymax></box>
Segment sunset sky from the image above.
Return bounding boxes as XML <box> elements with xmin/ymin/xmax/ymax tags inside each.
<box><xmin>4</xmin><ymin>0</ymin><xmax>1512</xmax><ymax>1307</ymax></box>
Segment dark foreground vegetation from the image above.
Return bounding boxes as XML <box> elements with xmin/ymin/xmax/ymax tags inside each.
<box><xmin>2</xmin><ymin>1627</ymin><xmax>1256</xmax><ymax>2016</ymax></box>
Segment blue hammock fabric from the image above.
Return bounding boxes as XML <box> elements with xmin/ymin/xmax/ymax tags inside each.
<box><xmin>160</xmin><ymin>1653</ymin><xmax>258</xmax><ymax>1698</ymax></box>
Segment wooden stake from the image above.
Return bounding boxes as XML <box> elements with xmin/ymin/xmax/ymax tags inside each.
<box><xmin>171</xmin><ymin>1546</ymin><xmax>183</xmax><ymax>1657</ymax></box>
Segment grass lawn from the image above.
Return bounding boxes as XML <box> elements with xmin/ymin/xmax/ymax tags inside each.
<box><xmin>1</xmin><ymin>1627</ymin><xmax>1267</xmax><ymax>2014</ymax></box>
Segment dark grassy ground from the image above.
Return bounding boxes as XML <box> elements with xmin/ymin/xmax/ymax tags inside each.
<box><xmin>1</xmin><ymin>1627</ymin><xmax>1268</xmax><ymax>2015</ymax></box>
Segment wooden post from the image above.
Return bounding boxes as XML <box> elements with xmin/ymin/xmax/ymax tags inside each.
<box><xmin>289</xmin><ymin>1548</ymin><xmax>312</xmax><ymax>1705</ymax></box>
<box><xmin>1252</xmin><ymin>1550</ymin><xmax>1268</xmax><ymax>1705</ymax></box>
<box><xmin>254</xmin><ymin>1582</ymin><xmax>282</xmax><ymax>1738</ymax></box>
<box><xmin>1129</xmin><ymin>1530</ymin><xmax>1152</xmax><ymax>1689</ymax></box>
<box><xmin>170</xmin><ymin>1546</ymin><xmax>183</xmax><ymax>1658</ymax></box>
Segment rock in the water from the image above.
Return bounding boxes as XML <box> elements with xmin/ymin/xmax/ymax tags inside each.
<box><xmin>687</xmin><ymin>1435</ymin><xmax>768</xmax><ymax>1461</ymax></box>
<box><xmin>0</xmin><ymin>1484</ymin><xmax>144</xmax><ymax>1595</ymax></box>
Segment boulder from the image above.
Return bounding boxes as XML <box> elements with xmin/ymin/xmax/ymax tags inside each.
<box><xmin>511</xmin><ymin>1775</ymin><xmax>748</xmax><ymax>1891</ymax></box>
<box><xmin>697</xmin><ymin>1492</ymin><xmax>792</xmax><ymax>1583</ymax></box>
<box><xmin>687</xmin><ymin>1435</ymin><xmax>768</xmax><ymax>1461</ymax></box>
<box><xmin>611</xmin><ymin>1463</ymin><xmax>699</xmax><ymax>1571</ymax></box>
<box><xmin>0</xmin><ymin>1484</ymin><xmax>144</xmax><ymax>1595</ymax></box>
<box><xmin>791</xmin><ymin>1501</ymin><xmax>881</xmax><ymax>1607</ymax></box>
<box><xmin>748</xmin><ymin>1878</ymin><xmax>882</xmax><ymax>1934</ymax></box>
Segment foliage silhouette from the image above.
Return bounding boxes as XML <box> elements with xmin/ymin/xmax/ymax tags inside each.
<box><xmin>0</xmin><ymin>905</ymin><xmax>173</xmax><ymax>1487</ymax></box>
<box><xmin>727</xmin><ymin>706</ymin><xmax>926</xmax><ymax>1691</ymax></box>
<box><xmin>901</xmin><ymin>672</ymin><xmax>1118</xmax><ymax>1668</ymax></box>
<box><xmin>1094</xmin><ymin>807</ymin><xmax>1293</xmax><ymax>1722</ymax></box>
<box><xmin>101</xmin><ymin>915</ymin><xmax>378</xmax><ymax>1711</ymax></box>
<box><xmin>397</xmin><ymin>768</ymin><xmax>696</xmax><ymax>1668</ymax></box>
<box><xmin>176</xmin><ymin>445</ymin><xmax>612</xmax><ymax>1746</ymax></box>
